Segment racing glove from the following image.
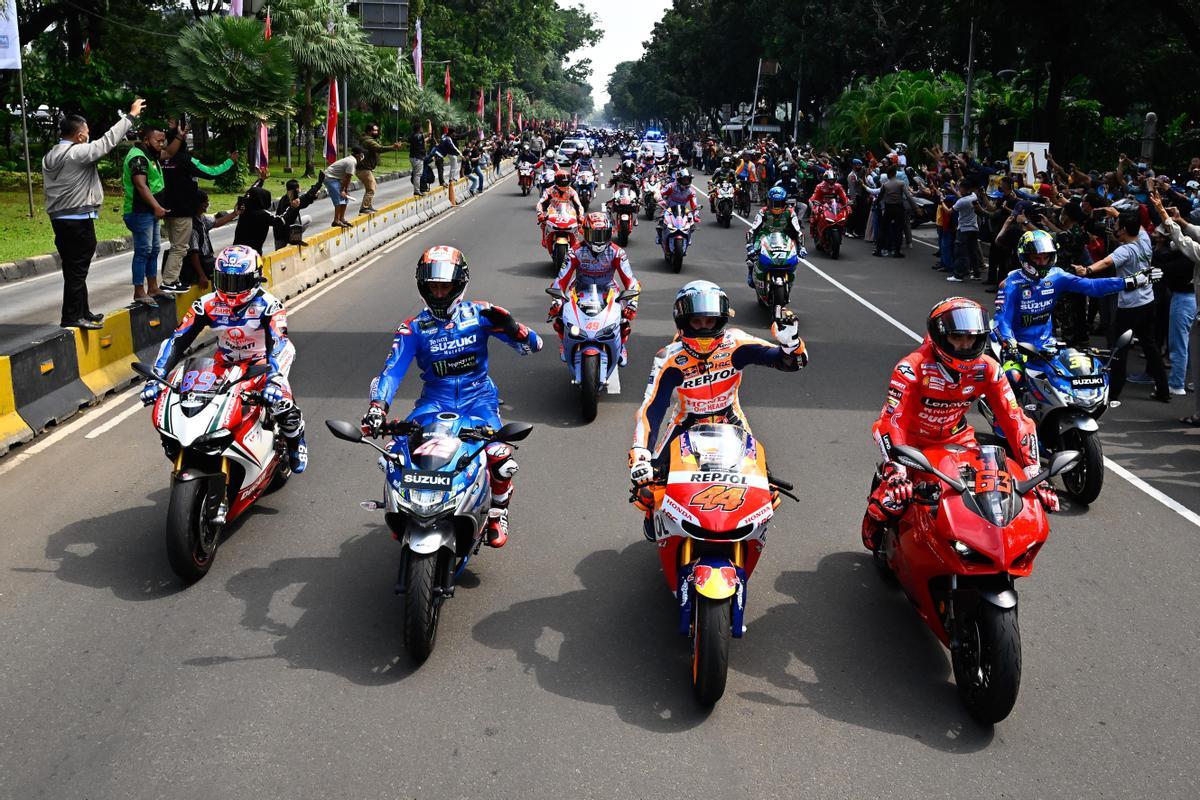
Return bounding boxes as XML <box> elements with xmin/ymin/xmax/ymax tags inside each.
<box><xmin>140</xmin><ymin>380</ymin><xmax>162</xmax><ymax>406</ymax></box>
<box><xmin>262</xmin><ymin>378</ymin><xmax>285</xmax><ymax>406</ymax></box>
<box><xmin>772</xmin><ymin>311</ymin><xmax>808</xmax><ymax>366</ymax></box>
<box><xmin>361</xmin><ymin>401</ymin><xmax>386</xmax><ymax>436</ymax></box>
<box><xmin>880</xmin><ymin>460</ymin><xmax>914</xmax><ymax>505</ymax></box>
<box><xmin>547</xmin><ymin>299</ymin><xmax>563</xmax><ymax>322</ymax></box>
<box><xmin>1034</xmin><ymin>481</ymin><xmax>1060</xmax><ymax>513</ymax></box>
<box><xmin>1124</xmin><ymin>267</ymin><xmax>1162</xmax><ymax>291</ymax></box>
<box><xmin>622</xmin><ymin>299</ymin><xmax>638</xmax><ymax>320</ymax></box>
<box><xmin>1000</xmin><ymin>339</ymin><xmax>1023</xmax><ymax>378</ymax></box>
<box><xmin>629</xmin><ymin>446</ymin><xmax>653</xmax><ymax>485</ymax></box>
<box><xmin>798</xmin><ymin>246</ymin><xmax>809</xmax><ymax>259</ymax></box>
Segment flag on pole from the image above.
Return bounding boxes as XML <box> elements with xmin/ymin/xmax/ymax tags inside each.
<box><xmin>518</xmin><ymin>112</ymin><xmax>523</xmax><ymax>132</ymax></box>
<box><xmin>264</xmin><ymin>6</ymin><xmax>271</xmax><ymax>39</ymax></box>
<box><xmin>411</xmin><ymin>18</ymin><xmax>422</xmax><ymax>86</ymax></box>
<box><xmin>444</xmin><ymin>64</ymin><xmax>451</xmax><ymax>103</ymax></box>
<box><xmin>325</xmin><ymin>78</ymin><xmax>339</xmax><ymax>164</ymax></box>
<box><xmin>477</xmin><ymin>88</ymin><xmax>484</xmax><ymax>118</ymax></box>
<box><xmin>0</xmin><ymin>0</ymin><xmax>22</xmax><ymax>69</ymax></box>
<box><xmin>507</xmin><ymin>90</ymin><xmax>512</xmax><ymax>130</ymax></box>
<box><xmin>495</xmin><ymin>87</ymin><xmax>501</xmax><ymax>133</ymax></box>
<box><xmin>82</xmin><ymin>39</ymin><xmax>92</xmax><ymax>63</ymax></box>
<box><xmin>252</xmin><ymin>121</ymin><xmax>269</xmax><ymax>170</ymax></box>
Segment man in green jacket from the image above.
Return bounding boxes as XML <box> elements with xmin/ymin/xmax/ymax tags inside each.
<box><xmin>356</xmin><ymin>122</ymin><xmax>403</xmax><ymax>213</ymax></box>
<box><xmin>122</xmin><ymin>126</ymin><xmax>169</xmax><ymax>306</ymax></box>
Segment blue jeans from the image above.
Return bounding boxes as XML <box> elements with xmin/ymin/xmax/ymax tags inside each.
<box><xmin>937</xmin><ymin>228</ymin><xmax>955</xmax><ymax>269</ymax></box>
<box><xmin>325</xmin><ymin>178</ymin><xmax>347</xmax><ymax>206</ymax></box>
<box><xmin>123</xmin><ymin>211</ymin><xmax>160</xmax><ymax>286</ymax></box>
<box><xmin>1169</xmin><ymin>292</ymin><xmax>1196</xmax><ymax>390</ymax></box>
<box><xmin>473</xmin><ymin>166</ymin><xmax>485</xmax><ymax>191</ymax></box>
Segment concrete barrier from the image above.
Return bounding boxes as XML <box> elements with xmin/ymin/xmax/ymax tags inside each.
<box><xmin>0</xmin><ymin>162</ymin><xmax>510</xmax><ymax>456</ymax></box>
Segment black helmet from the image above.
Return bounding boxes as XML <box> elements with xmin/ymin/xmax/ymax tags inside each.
<box><xmin>416</xmin><ymin>245</ymin><xmax>469</xmax><ymax>319</ymax></box>
<box><xmin>673</xmin><ymin>280</ymin><xmax>731</xmax><ymax>358</ymax></box>
<box><xmin>720</xmin><ymin>156</ymin><xmax>732</xmax><ymax>169</ymax></box>
<box><xmin>676</xmin><ymin>168</ymin><xmax>692</xmax><ymax>187</ymax></box>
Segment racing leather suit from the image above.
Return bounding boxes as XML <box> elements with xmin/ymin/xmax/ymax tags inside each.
<box><xmin>707</xmin><ymin>167</ymin><xmax>737</xmax><ymax>211</ymax></box>
<box><xmin>572</xmin><ymin>157</ymin><xmax>596</xmax><ymax>176</ymax></box>
<box><xmin>153</xmin><ymin>288</ymin><xmax>305</xmax><ymax>450</ymax></box>
<box><xmin>746</xmin><ymin>207</ymin><xmax>805</xmax><ymax>281</ymax></box>
<box><xmin>550</xmin><ymin>243</ymin><xmax>641</xmax><ymax>359</ymax></box>
<box><xmin>370</xmin><ymin>300</ymin><xmax>542</xmax><ymax>518</ymax></box>
<box><xmin>993</xmin><ymin>267</ymin><xmax>1125</xmax><ymax>353</ymax></box>
<box><xmin>656</xmin><ymin>181</ymin><xmax>699</xmax><ymax>242</ymax></box>
<box><xmin>537</xmin><ymin>185</ymin><xmax>585</xmax><ymax>249</ymax></box>
<box><xmin>861</xmin><ymin>337</ymin><xmax>1039</xmax><ymax>547</ymax></box>
<box><xmin>808</xmin><ymin>181</ymin><xmax>849</xmax><ymax>208</ymax></box>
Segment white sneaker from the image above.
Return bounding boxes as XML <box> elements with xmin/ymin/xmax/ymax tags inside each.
<box><xmin>1170</xmin><ymin>387</ymin><xmax>1187</xmax><ymax>396</ymax></box>
<box><xmin>946</xmin><ymin>276</ymin><xmax>963</xmax><ymax>282</ymax></box>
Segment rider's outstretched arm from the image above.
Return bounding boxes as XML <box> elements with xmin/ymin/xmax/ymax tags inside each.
<box><xmin>479</xmin><ymin>302</ymin><xmax>542</xmax><ymax>354</ymax></box>
<box><xmin>370</xmin><ymin>320</ymin><xmax>420</xmax><ymax>408</ymax></box>
<box><xmin>730</xmin><ymin>333</ymin><xmax>801</xmax><ymax>372</ymax></box>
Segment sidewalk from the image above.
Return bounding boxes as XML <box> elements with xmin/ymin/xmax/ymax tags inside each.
<box><xmin>0</xmin><ymin>169</ymin><xmax>424</xmax><ymax>351</ymax></box>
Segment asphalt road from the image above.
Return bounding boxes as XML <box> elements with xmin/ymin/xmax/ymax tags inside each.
<box><xmin>1</xmin><ymin>167</ymin><xmax>1198</xmax><ymax>799</ymax></box>
<box><xmin>0</xmin><ymin>171</ymin><xmax>420</xmax><ymax>349</ymax></box>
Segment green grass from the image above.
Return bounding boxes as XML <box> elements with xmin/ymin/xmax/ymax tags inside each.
<box><xmin>0</xmin><ymin>148</ymin><xmax>410</xmax><ymax>264</ymax></box>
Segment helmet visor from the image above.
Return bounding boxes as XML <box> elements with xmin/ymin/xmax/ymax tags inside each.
<box><xmin>214</xmin><ymin>270</ymin><xmax>258</xmax><ymax>296</ymax></box>
<box><xmin>940</xmin><ymin>306</ymin><xmax>988</xmax><ymax>335</ymax></box>
<box><xmin>416</xmin><ymin>260</ymin><xmax>462</xmax><ymax>283</ymax></box>
<box><xmin>675</xmin><ymin>290</ymin><xmax>728</xmax><ymax>319</ymax></box>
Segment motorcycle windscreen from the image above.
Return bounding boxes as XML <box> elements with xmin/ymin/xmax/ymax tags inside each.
<box><xmin>406</xmin><ymin>420</ymin><xmax>465</xmax><ymax>471</ymax></box>
<box><xmin>574</xmin><ymin>284</ymin><xmax>606</xmax><ymax>316</ymax></box>
<box><xmin>759</xmin><ymin>232</ymin><xmax>796</xmax><ymax>263</ymax></box>
<box><xmin>680</xmin><ymin>423</ymin><xmax>752</xmax><ymax>472</ymax></box>
<box><xmin>665</xmin><ymin>204</ymin><xmax>690</xmax><ymax>227</ymax></box>
<box><xmin>957</xmin><ymin>444</ymin><xmax>1024</xmax><ymax>527</ymax></box>
<box><xmin>172</xmin><ymin>356</ymin><xmax>224</xmax><ymax>418</ymax></box>
<box><xmin>549</xmin><ymin>201</ymin><xmax>577</xmax><ymax>222</ymax></box>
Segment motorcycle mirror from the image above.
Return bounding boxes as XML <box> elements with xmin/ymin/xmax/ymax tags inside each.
<box><xmin>239</xmin><ymin>363</ymin><xmax>272</xmax><ymax>383</ymax></box>
<box><xmin>545</xmin><ymin>287</ymin><xmax>567</xmax><ymax>300</ymax></box>
<box><xmin>1046</xmin><ymin>449</ymin><xmax>1081</xmax><ymax>479</ymax></box>
<box><xmin>618</xmin><ymin>289</ymin><xmax>640</xmax><ymax>302</ymax></box>
<box><xmin>132</xmin><ymin>361</ymin><xmax>177</xmax><ymax>390</ymax></box>
<box><xmin>324</xmin><ymin>419</ymin><xmax>363</xmax><ymax>443</ymax></box>
<box><xmin>1105</xmin><ymin>329</ymin><xmax>1134</xmax><ymax>370</ymax></box>
<box><xmin>891</xmin><ymin>444</ymin><xmax>967</xmax><ymax>493</ymax></box>
<box><xmin>492</xmin><ymin>421</ymin><xmax>534</xmax><ymax>443</ymax></box>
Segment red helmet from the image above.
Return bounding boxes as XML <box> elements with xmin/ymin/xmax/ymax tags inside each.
<box><xmin>584</xmin><ymin>212</ymin><xmax>612</xmax><ymax>254</ymax></box>
<box><xmin>554</xmin><ymin>168</ymin><xmax>571</xmax><ymax>188</ymax></box>
<box><xmin>927</xmin><ymin>297</ymin><xmax>989</xmax><ymax>373</ymax></box>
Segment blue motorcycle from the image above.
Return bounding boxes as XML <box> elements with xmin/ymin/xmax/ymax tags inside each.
<box><xmin>325</xmin><ymin>414</ymin><xmax>532</xmax><ymax>662</ymax></box>
<box><xmin>661</xmin><ymin>203</ymin><xmax>696</xmax><ymax>273</ymax></box>
<box><xmin>980</xmin><ymin>330</ymin><xmax>1132</xmax><ymax>505</ymax></box>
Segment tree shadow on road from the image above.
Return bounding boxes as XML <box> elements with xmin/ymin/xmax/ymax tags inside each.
<box><xmin>735</xmin><ymin>552</ymin><xmax>994</xmax><ymax>753</ymax></box>
<box><xmin>472</xmin><ymin>543</ymin><xmax>710</xmax><ymax>733</ymax></box>
<box><xmin>183</xmin><ymin>527</ymin><xmax>417</xmax><ymax>686</ymax></box>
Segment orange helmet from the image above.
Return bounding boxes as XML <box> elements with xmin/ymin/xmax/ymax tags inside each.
<box><xmin>927</xmin><ymin>297</ymin><xmax>989</xmax><ymax>373</ymax></box>
<box><xmin>553</xmin><ymin>168</ymin><xmax>571</xmax><ymax>188</ymax></box>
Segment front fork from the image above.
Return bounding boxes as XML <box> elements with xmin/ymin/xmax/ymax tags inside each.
<box><xmin>677</xmin><ymin>539</ymin><xmax>748</xmax><ymax>638</ymax></box>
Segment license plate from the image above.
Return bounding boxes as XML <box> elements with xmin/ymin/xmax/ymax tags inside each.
<box><xmin>399</xmin><ymin>470</ymin><xmax>453</xmax><ymax>490</ymax></box>
<box><xmin>1071</xmin><ymin>376</ymin><xmax>1104</xmax><ymax>388</ymax></box>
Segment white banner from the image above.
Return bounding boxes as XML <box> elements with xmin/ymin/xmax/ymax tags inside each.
<box><xmin>0</xmin><ymin>0</ymin><xmax>22</xmax><ymax>71</ymax></box>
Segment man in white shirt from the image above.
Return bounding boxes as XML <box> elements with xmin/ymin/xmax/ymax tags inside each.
<box><xmin>324</xmin><ymin>148</ymin><xmax>362</xmax><ymax>228</ymax></box>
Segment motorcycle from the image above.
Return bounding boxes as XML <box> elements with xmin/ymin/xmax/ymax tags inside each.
<box><xmin>517</xmin><ymin>162</ymin><xmax>535</xmax><ymax>196</ymax></box>
<box><xmin>541</xmin><ymin>201</ymin><xmax>581</xmax><ymax>273</ymax></box>
<box><xmin>714</xmin><ymin>181</ymin><xmax>735</xmax><ymax>227</ymax></box>
<box><xmin>643</xmin><ymin>422</ymin><xmax>797</xmax><ymax>705</ymax></box>
<box><xmin>545</xmin><ymin>284</ymin><xmax>638</xmax><ymax>422</ymax></box>
<box><xmin>536</xmin><ymin>166</ymin><xmax>556</xmax><ymax>194</ymax></box>
<box><xmin>133</xmin><ymin>359</ymin><xmax>288</xmax><ymax>584</ymax></box>
<box><xmin>575</xmin><ymin>170</ymin><xmax>597</xmax><ymax>213</ymax></box>
<box><xmin>748</xmin><ymin>232</ymin><xmax>799</xmax><ymax>318</ymax></box>
<box><xmin>661</xmin><ymin>204</ymin><xmax>696</xmax><ymax>273</ymax></box>
<box><xmin>325</xmin><ymin>415</ymin><xmax>533</xmax><ymax>662</ymax></box>
<box><xmin>641</xmin><ymin>173</ymin><xmax>663</xmax><ymax>221</ymax></box>
<box><xmin>980</xmin><ymin>330</ymin><xmax>1132</xmax><ymax>505</ymax></box>
<box><xmin>878</xmin><ymin>442</ymin><xmax>1079</xmax><ymax>724</ymax></box>
<box><xmin>810</xmin><ymin>199</ymin><xmax>848</xmax><ymax>259</ymax></box>
<box><xmin>607</xmin><ymin>185</ymin><xmax>640</xmax><ymax>246</ymax></box>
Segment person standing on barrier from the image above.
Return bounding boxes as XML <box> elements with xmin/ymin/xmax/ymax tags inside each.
<box><xmin>409</xmin><ymin>121</ymin><xmax>429</xmax><ymax>195</ymax></box>
<box><xmin>122</xmin><ymin>124</ymin><xmax>171</xmax><ymax>307</ymax></box>
<box><xmin>43</xmin><ymin>97</ymin><xmax>145</xmax><ymax>329</ymax></box>
<box><xmin>356</xmin><ymin>122</ymin><xmax>403</xmax><ymax>214</ymax></box>
<box><xmin>325</xmin><ymin>148</ymin><xmax>362</xmax><ymax>228</ymax></box>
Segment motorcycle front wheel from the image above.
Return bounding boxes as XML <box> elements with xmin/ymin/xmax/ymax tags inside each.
<box><xmin>829</xmin><ymin>227</ymin><xmax>842</xmax><ymax>259</ymax></box>
<box><xmin>580</xmin><ymin>353</ymin><xmax>600</xmax><ymax>422</ymax></box>
<box><xmin>1059</xmin><ymin>428</ymin><xmax>1103</xmax><ymax>504</ymax></box>
<box><xmin>644</xmin><ymin>202</ymin><xmax>655</xmax><ymax>221</ymax></box>
<box><xmin>692</xmin><ymin>596</ymin><xmax>731</xmax><ymax>706</ymax></box>
<box><xmin>403</xmin><ymin>550</ymin><xmax>441</xmax><ymax>663</ymax></box>
<box><xmin>165</xmin><ymin>479</ymin><xmax>222</xmax><ymax>584</ymax></box>
<box><xmin>671</xmin><ymin>245</ymin><xmax>684</xmax><ymax>273</ymax></box>
<box><xmin>952</xmin><ymin>602</ymin><xmax>1022</xmax><ymax>724</ymax></box>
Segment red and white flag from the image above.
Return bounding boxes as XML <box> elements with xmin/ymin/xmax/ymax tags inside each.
<box><xmin>506</xmin><ymin>90</ymin><xmax>512</xmax><ymax>130</ymax></box>
<box><xmin>518</xmin><ymin>112</ymin><xmax>523</xmax><ymax>132</ymax></box>
<box><xmin>325</xmin><ymin>78</ymin><xmax>339</xmax><ymax>164</ymax></box>
<box><xmin>252</xmin><ymin>121</ymin><xmax>269</xmax><ymax>170</ymax></box>
<box><xmin>264</xmin><ymin>6</ymin><xmax>271</xmax><ymax>39</ymax></box>
<box><xmin>477</xmin><ymin>87</ymin><xmax>484</xmax><ymax>118</ymax></box>
<box><xmin>411</xmin><ymin>18</ymin><xmax>422</xmax><ymax>85</ymax></box>
<box><xmin>444</xmin><ymin>64</ymin><xmax>451</xmax><ymax>103</ymax></box>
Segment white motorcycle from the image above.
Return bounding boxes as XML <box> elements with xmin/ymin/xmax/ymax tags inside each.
<box><xmin>546</xmin><ymin>283</ymin><xmax>639</xmax><ymax>422</ymax></box>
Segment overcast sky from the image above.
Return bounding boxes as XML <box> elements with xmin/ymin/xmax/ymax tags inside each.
<box><xmin>562</xmin><ymin>0</ymin><xmax>671</xmax><ymax>110</ymax></box>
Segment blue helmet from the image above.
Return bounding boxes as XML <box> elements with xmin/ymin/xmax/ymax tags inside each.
<box><xmin>213</xmin><ymin>245</ymin><xmax>262</xmax><ymax>304</ymax></box>
<box><xmin>766</xmin><ymin>185</ymin><xmax>788</xmax><ymax>212</ymax></box>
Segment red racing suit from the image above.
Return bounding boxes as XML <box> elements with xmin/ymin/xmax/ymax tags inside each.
<box><xmin>863</xmin><ymin>338</ymin><xmax>1038</xmax><ymax>544</ymax></box>
<box><xmin>808</xmin><ymin>181</ymin><xmax>848</xmax><ymax>208</ymax></box>
<box><xmin>537</xmin><ymin>185</ymin><xmax>584</xmax><ymax>249</ymax></box>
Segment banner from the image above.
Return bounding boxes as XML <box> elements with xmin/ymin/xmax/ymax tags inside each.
<box><xmin>252</xmin><ymin>121</ymin><xmax>269</xmax><ymax>170</ymax></box>
<box><xmin>0</xmin><ymin>0</ymin><xmax>22</xmax><ymax>71</ymax></box>
<box><xmin>325</xmin><ymin>78</ymin><xmax>338</xmax><ymax>164</ymax></box>
<box><xmin>228</xmin><ymin>0</ymin><xmax>243</xmax><ymax>16</ymax></box>
<box><xmin>411</xmin><ymin>18</ymin><xmax>422</xmax><ymax>86</ymax></box>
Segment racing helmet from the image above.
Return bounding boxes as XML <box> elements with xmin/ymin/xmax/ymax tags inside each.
<box><xmin>584</xmin><ymin>212</ymin><xmax>613</xmax><ymax>254</ymax></box>
<box><xmin>676</xmin><ymin>168</ymin><xmax>693</xmax><ymax>187</ymax></box>
<box><xmin>1017</xmin><ymin>229</ymin><xmax>1058</xmax><ymax>279</ymax></box>
<box><xmin>579</xmin><ymin>146</ymin><xmax>591</xmax><ymax>157</ymax></box>
<box><xmin>620</xmin><ymin>158</ymin><xmax>636</xmax><ymax>174</ymax></box>
<box><xmin>927</xmin><ymin>297</ymin><xmax>989</xmax><ymax>374</ymax></box>
<box><xmin>553</xmin><ymin>168</ymin><xmax>571</xmax><ymax>188</ymax></box>
<box><xmin>766</xmin><ymin>186</ymin><xmax>788</xmax><ymax>213</ymax></box>
<box><xmin>212</xmin><ymin>245</ymin><xmax>262</xmax><ymax>306</ymax></box>
<box><xmin>823</xmin><ymin>169</ymin><xmax>836</xmax><ymax>184</ymax></box>
<box><xmin>673</xmin><ymin>280</ymin><xmax>731</xmax><ymax>358</ymax></box>
<box><xmin>669</xmin><ymin>147</ymin><xmax>680</xmax><ymax>159</ymax></box>
<box><xmin>416</xmin><ymin>245</ymin><xmax>470</xmax><ymax>320</ymax></box>
<box><xmin>544</xmin><ymin>148</ymin><xmax>557</xmax><ymax>161</ymax></box>
<box><xmin>720</xmin><ymin>156</ymin><xmax>733</xmax><ymax>170</ymax></box>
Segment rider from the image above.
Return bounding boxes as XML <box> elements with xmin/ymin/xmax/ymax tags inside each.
<box><xmin>548</xmin><ymin>212</ymin><xmax>641</xmax><ymax>364</ymax></box>
<box><xmin>361</xmin><ymin>246</ymin><xmax>543</xmax><ymax>548</ymax></box>
<box><xmin>665</xmin><ymin>147</ymin><xmax>683</xmax><ymax>177</ymax></box>
<box><xmin>142</xmin><ymin>244</ymin><xmax>307</xmax><ymax>474</ymax></box>
<box><xmin>638</xmin><ymin>149</ymin><xmax>658</xmax><ymax>177</ymax></box>
<box><xmin>572</xmin><ymin>146</ymin><xmax>597</xmax><ymax>176</ymax></box>
<box><xmin>707</xmin><ymin>156</ymin><xmax>738</xmax><ymax>213</ymax></box>
<box><xmin>993</xmin><ymin>229</ymin><xmax>1156</xmax><ymax>380</ymax></box>
<box><xmin>656</xmin><ymin>168</ymin><xmax>700</xmax><ymax>244</ymax></box>
<box><xmin>860</xmin><ymin>297</ymin><xmax>1058</xmax><ymax>552</ymax></box>
<box><xmin>516</xmin><ymin>144</ymin><xmax>539</xmax><ymax>166</ymax></box>
<box><xmin>537</xmin><ymin>168</ymin><xmax>586</xmax><ymax>249</ymax></box>
<box><xmin>628</xmin><ymin>281</ymin><xmax>808</xmax><ymax>538</ymax></box>
<box><xmin>807</xmin><ymin>169</ymin><xmax>849</xmax><ymax>240</ymax></box>
<box><xmin>745</xmin><ymin>186</ymin><xmax>807</xmax><ymax>286</ymax></box>
<box><xmin>607</xmin><ymin>158</ymin><xmax>639</xmax><ymax>190</ymax></box>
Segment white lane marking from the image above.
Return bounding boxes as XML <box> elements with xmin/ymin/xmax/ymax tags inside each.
<box><xmin>0</xmin><ymin>270</ymin><xmax>59</xmax><ymax>292</ymax></box>
<box><xmin>700</xmin><ymin>185</ymin><xmax>1200</xmax><ymax>529</ymax></box>
<box><xmin>84</xmin><ymin>401</ymin><xmax>144</xmax><ymax>439</ymax></box>
<box><xmin>2</xmin><ymin>171</ymin><xmax>508</xmax><ymax>458</ymax></box>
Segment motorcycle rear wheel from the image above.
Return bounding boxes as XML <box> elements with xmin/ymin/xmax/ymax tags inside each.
<box><xmin>692</xmin><ymin>596</ymin><xmax>731</xmax><ymax>706</ymax></box>
<box><xmin>952</xmin><ymin>602</ymin><xmax>1022</xmax><ymax>724</ymax></box>
<box><xmin>403</xmin><ymin>551</ymin><xmax>441</xmax><ymax>664</ymax></box>
<box><xmin>1060</xmin><ymin>429</ymin><xmax>1103</xmax><ymax>505</ymax></box>
<box><xmin>552</xmin><ymin>242</ymin><xmax>568</xmax><ymax>273</ymax></box>
<box><xmin>580</xmin><ymin>353</ymin><xmax>600</xmax><ymax>422</ymax></box>
<box><xmin>644</xmin><ymin>203</ymin><xmax>655</xmax><ymax>221</ymax></box>
<box><xmin>165</xmin><ymin>479</ymin><xmax>221</xmax><ymax>584</ymax></box>
<box><xmin>615</xmin><ymin>227</ymin><xmax>629</xmax><ymax>247</ymax></box>
<box><xmin>521</xmin><ymin>185</ymin><xmax>530</xmax><ymax>197</ymax></box>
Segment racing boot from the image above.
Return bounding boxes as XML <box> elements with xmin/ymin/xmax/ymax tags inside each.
<box><xmin>484</xmin><ymin>442</ymin><xmax>517</xmax><ymax>548</ymax></box>
<box><xmin>288</xmin><ymin>435</ymin><xmax>308</xmax><ymax>474</ymax></box>
<box><xmin>484</xmin><ymin>507</ymin><xmax>509</xmax><ymax>548</ymax></box>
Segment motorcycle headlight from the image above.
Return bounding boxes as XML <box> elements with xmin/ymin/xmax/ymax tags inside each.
<box><xmin>192</xmin><ymin>429</ymin><xmax>232</xmax><ymax>453</ymax></box>
<box><xmin>597</xmin><ymin>323</ymin><xmax>619</xmax><ymax>339</ymax></box>
<box><xmin>395</xmin><ymin>485</ymin><xmax>453</xmax><ymax>516</ymax></box>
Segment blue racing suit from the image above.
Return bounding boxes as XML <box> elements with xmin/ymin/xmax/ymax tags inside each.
<box><xmin>993</xmin><ymin>267</ymin><xmax>1125</xmax><ymax>350</ymax></box>
<box><xmin>370</xmin><ymin>300</ymin><xmax>543</xmax><ymax>428</ymax></box>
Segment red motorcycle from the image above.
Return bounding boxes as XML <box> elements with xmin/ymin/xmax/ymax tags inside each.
<box><xmin>809</xmin><ymin>198</ymin><xmax>849</xmax><ymax>259</ymax></box>
<box><xmin>516</xmin><ymin>162</ymin><xmax>535</xmax><ymax>196</ymax></box>
<box><xmin>876</xmin><ymin>442</ymin><xmax>1078</xmax><ymax>724</ymax></box>
<box><xmin>606</xmin><ymin>185</ymin><xmax>640</xmax><ymax>246</ymax></box>
<box><xmin>540</xmin><ymin>201</ymin><xmax>581</xmax><ymax>272</ymax></box>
